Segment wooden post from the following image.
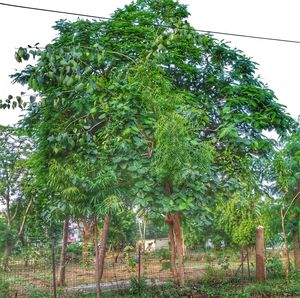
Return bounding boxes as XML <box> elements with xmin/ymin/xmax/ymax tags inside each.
<box><xmin>256</xmin><ymin>226</ymin><xmax>266</xmax><ymax>282</ymax></box>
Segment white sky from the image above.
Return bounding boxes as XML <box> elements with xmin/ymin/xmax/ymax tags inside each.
<box><xmin>0</xmin><ymin>0</ymin><xmax>299</xmax><ymax>125</ymax></box>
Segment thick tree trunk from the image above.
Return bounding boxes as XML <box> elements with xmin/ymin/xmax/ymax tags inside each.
<box><xmin>173</xmin><ymin>212</ymin><xmax>185</xmax><ymax>286</ymax></box>
<box><xmin>293</xmin><ymin>229</ymin><xmax>300</xmax><ymax>269</ymax></box>
<box><xmin>165</xmin><ymin>180</ymin><xmax>180</xmax><ymax>285</ymax></box>
<box><xmin>2</xmin><ymin>242</ymin><xmax>13</xmax><ymax>271</ymax></box>
<box><xmin>167</xmin><ymin>215</ymin><xmax>178</xmax><ymax>284</ymax></box>
<box><xmin>58</xmin><ymin>218</ymin><xmax>69</xmax><ymax>286</ymax></box>
<box><xmin>256</xmin><ymin>226</ymin><xmax>266</xmax><ymax>282</ymax></box>
<box><xmin>98</xmin><ymin>215</ymin><xmax>110</xmax><ymax>280</ymax></box>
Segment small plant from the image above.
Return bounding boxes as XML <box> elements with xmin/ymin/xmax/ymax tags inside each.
<box><xmin>155</xmin><ymin>248</ymin><xmax>171</xmax><ymax>272</ymax></box>
<box><xmin>204</xmin><ymin>251</ymin><xmax>213</xmax><ymax>264</ymax></box>
<box><xmin>217</xmin><ymin>255</ymin><xmax>230</xmax><ymax>271</ymax></box>
<box><xmin>129</xmin><ymin>276</ymin><xmax>147</xmax><ymax>296</ymax></box>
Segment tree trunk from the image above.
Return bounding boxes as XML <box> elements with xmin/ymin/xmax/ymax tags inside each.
<box><xmin>98</xmin><ymin>215</ymin><xmax>110</xmax><ymax>280</ymax></box>
<box><xmin>80</xmin><ymin>217</ymin><xmax>95</xmax><ymax>266</ymax></box>
<box><xmin>58</xmin><ymin>218</ymin><xmax>69</xmax><ymax>286</ymax></box>
<box><xmin>293</xmin><ymin>181</ymin><xmax>300</xmax><ymax>269</ymax></box>
<box><xmin>173</xmin><ymin>212</ymin><xmax>185</xmax><ymax>286</ymax></box>
<box><xmin>114</xmin><ymin>251</ymin><xmax>120</xmax><ymax>264</ymax></box>
<box><xmin>246</xmin><ymin>246</ymin><xmax>250</xmax><ymax>278</ymax></box>
<box><xmin>256</xmin><ymin>226</ymin><xmax>266</xmax><ymax>282</ymax></box>
<box><xmin>2</xmin><ymin>242</ymin><xmax>13</xmax><ymax>271</ymax></box>
<box><xmin>94</xmin><ymin>219</ymin><xmax>101</xmax><ymax>298</ymax></box>
<box><xmin>241</xmin><ymin>246</ymin><xmax>244</xmax><ymax>276</ymax></box>
<box><xmin>281</xmin><ymin>208</ymin><xmax>290</xmax><ymax>281</ymax></box>
<box><xmin>17</xmin><ymin>198</ymin><xmax>33</xmax><ymax>240</ymax></box>
<box><xmin>293</xmin><ymin>229</ymin><xmax>300</xmax><ymax>269</ymax></box>
<box><xmin>167</xmin><ymin>215</ymin><xmax>178</xmax><ymax>284</ymax></box>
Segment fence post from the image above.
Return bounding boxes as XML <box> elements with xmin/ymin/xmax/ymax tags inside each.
<box><xmin>51</xmin><ymin>237</ymin><xmax>57</xmax><ymax>298</ymax></box>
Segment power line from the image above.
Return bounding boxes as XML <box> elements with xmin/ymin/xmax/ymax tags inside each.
<box><xmin>1</xmin><ymin>2</ymin><xmax>300</xmax><ymax>44</ymax></box>
<box><xmin>0</xmin><ymin>2</ymin><xmax>110</xmax><ymax>20</ymax></box>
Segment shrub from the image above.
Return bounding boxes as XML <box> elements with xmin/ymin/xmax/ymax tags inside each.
<box><xmin>66</xmin><ymin>242</ymin><xmax>82</xmax><ymax>261</ymax></box>
<box><xmin>202</xmin><ymin>265</ymin><xmax>226</xmax><ymax>283</ymax></box>
<box><xmin>217</xmin><ymin>255</ymin><xmax>230</xmax><ymax>271</ymax></box>
<box><xmin>266</xmin><ymin>256</ymin><xmax>284</xmax><ymax>277</ymax></box>
<box><xmin>129</xmin><ymin>276</ymin><xmax>147</xmax><ymax>296</ymax></box>
<box><xmin>0</xmin><ymin>280</ymin><xmax>11</xmax><ymax>298</ymax></box>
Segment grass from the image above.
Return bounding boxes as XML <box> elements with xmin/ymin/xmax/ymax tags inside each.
<box><xmin>5</xmin><ymin>274</ymin><xmax>299</xmax><ymax>298</ymax></box>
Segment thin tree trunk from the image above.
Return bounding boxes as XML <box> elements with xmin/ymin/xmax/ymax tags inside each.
<box><xmin>114</xmin><ymin>251</ymin><xmax>120</xmax><ymax>263</ymax></box>
<box><xmin>182</xmin><ymin>228</ymin><xmax>186</xmax><ymax>257</ymax></box>
<box><xmin>167</xmin><ymin>215</ymin><xmax>178</xmax><ymax>284</ymax></box>
<box><xmin>98</xmin><ymin>215</ymin><xmax>110</xmax><ymax>280</ymax></box>
<box><xmin>81</xmin><ymin>217</ymin><xmax>95</xmax><ymax>266</ymax></box>
<box><xmin>293</xmin><ymin>181</ymin><xmax>300</xmax><ymax>269</ymax></box>
<box><xmin>143</xmin><ymin>220</ymin><xmax>146</xmax><ymax>251</ymax></box>
<box><xmin>173</xmin><ymin>212</ymin><xmax>185</xmax><ymax>286</ymax></box>
<box><xmin>246</xmin><ymin>246</ymin><xmax>250</xmax><ymax>278</ymax></box>
<box><xmin>2</xmin><ymin>242</ymin><xmax>13</xmax><ymax>271</ymax></box>
<box><xmin>241</xmin><ymin>246</ymin><xmax>244</xmax><ymax>276</ymax></box>
<box><xmin>293</xmin><ymin>229</ymin><xmax>300</xmax><ymax>269</ymax></box>
<box><xmin>256</xmin><ymin>226</ymin><xmax>266</xmax><ymax>282</ymax></box>
<box><xmin>17</xmin><ymin>198</ymin><xmax>33</xmax><ymax>240</ymax></box>
<box><xmin>94</xmin><ymin>219</ymin><xmax>101</xmax><ymax>298</ymax></box>
<box><xmin>58</xmin><ymin>218</ymin><xmax>69</xmax><ymax>286</ymax></box>
<box><xmin>281</xmin><ymin>208</ymin><xmax>290</xmax><ymax>281</ymax></box>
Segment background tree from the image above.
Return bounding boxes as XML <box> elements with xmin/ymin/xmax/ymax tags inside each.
<box><xmin>0</xmin><ymin>125</ymin><xmax>33</xmax><ymax>271</ymax></box>
<box><xmin>274</xmin><ymin>128</ymin><xmax>300</xmax><ymax>268</ymax></box>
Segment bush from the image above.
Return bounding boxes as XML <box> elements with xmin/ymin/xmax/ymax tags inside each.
<box><xmin>66</xmin><ymin>242</ymin><xmax>82</xmax><ymax>261</ymax></box>
<box><xmin>129</xmin><ymin>276</ymin><xmax>147</xmax><ymax>296</ymax></box>
<box><xmin>0</xmin><ymin>280</ymin><xmax>11</xmax><ymax>298</ymax></box>
<box><xmin>217</xmin><ymin>255</ymin><xmax>230</xmax><ymax>271</ymax></box>
<box><xmin>202</xmin><ymin>265</ymin><xmax>226</xmax><ymax>283</ymax></box>
<box><xmin>266</xmin><ymin>256</ymin><xmax>284</xmax><ymax>277</ymax></box>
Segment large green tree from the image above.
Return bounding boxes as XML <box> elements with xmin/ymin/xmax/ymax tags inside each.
<box><xmin>1</xmin><ymin>0</ymin><xmax>295</xmax><ymax>285</ymax></box>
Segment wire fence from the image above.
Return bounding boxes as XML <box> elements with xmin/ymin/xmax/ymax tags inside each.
<box><xmin>0</xmin><ymin>239</ymin><xmax>284</xmax><ymax>297</ymax></box>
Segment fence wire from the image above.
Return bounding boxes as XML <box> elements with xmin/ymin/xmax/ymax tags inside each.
<box><xmin>0</xmin><ymin>239</ymin><xmax>281</xmax><ymax>297</ymax></box>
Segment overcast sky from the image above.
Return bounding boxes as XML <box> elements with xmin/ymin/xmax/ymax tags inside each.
<box><xmin>0</xmin><ymin>0</ymin><xmax>299</xmax><ymax>125</ymax></box>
